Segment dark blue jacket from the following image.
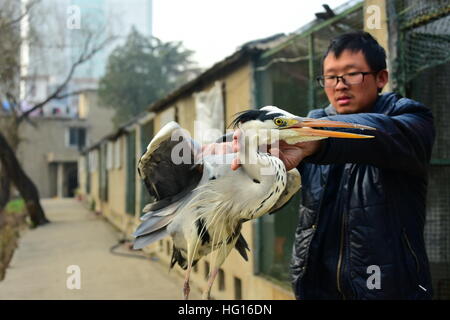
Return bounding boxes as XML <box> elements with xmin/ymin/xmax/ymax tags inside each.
<box><xmin>291</xmin><ymin>92</ymin><xmax>435</xmax><ymax>300</ymax></box>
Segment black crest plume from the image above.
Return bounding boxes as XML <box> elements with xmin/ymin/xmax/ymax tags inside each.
<box><xmin>229</xmin><ymin>109</ymin><xmax>284</xmax><ymax>128</ymax></box>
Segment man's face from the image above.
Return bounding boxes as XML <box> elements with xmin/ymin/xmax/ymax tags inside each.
<box><xmin>322</xmin><ymin>49</ymin><xmax>388</xmax><ymax>114</ymax></box>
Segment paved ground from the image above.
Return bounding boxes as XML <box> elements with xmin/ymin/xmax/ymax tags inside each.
<box><xmin>0</xmin><ymin>199</ymin><xmax>200</xmax><ymax>300</ymax></box>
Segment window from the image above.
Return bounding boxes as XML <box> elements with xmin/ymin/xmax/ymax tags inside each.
<box><xmin>234</xmin><ymin>277</ymin><xmax>242</xmax><ymax>300</ymax></box>
<box><xmin>218</xmin><ymin>269</ymin><xmax>225</xmax><ymax>291</ymax></box>
<box><xmin>204</xmin><ymin>261</ymin><xmax>210</xmax><ymax>280</ymax></box>
<box><xmin>166</xmin><ymin>240</ymin><xmax>171</xmax><ymax>256</ymax></box>
<box><xmin>68</xmin><ymin>127</ymin><xmax>86</xmax><ymax>150</ymax></box>
<box><xmin>193</xmin><ymin>81</ymin><xmax>225</xmax><ymax>144</ymax></box>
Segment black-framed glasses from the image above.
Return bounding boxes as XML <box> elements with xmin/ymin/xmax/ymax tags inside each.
<box><xmin>316</xmin><ymin>71</ymin><xmax>378</xmax><ymax>88</ymax></box>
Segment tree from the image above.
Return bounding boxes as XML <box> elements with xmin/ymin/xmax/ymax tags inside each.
<box><xmin>98</xmin><ymin>27</ymin><xmax>201</xmax><ymax>125</ymax></box>
<box><xmin>0</xmin><ymin>0</ymin><xmax>115</xmax><ymax>226</ymax></box>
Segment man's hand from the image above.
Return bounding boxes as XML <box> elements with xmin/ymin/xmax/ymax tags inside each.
<box><xmin>199</xmin><ymin>141</ymin><xmax>234</xmax><ymax>158</ymax></box>
<box><xmin>231</xmin><ymin>129</ymin><xmax>321</xmax><ymax>171</ymax></box>
<box><xmin>268</xmin><ymin>140</ymin><xmax>321</xmax><ymax>170</ymax></box>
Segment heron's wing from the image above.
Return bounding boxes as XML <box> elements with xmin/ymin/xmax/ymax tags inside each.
<box><xmin>268</xmin><ymin>168</ymin><xmax>301</xmax><ymax>214</ymax></box>
<box><xmin>138</xmin><ymin>121</ymin><xmax>203</xmax><ymax>214</ymax></box>
<box><xmin>133</xmin><ymin>122</ymin><xmax>202</xmax><ymax>250</ymax></box>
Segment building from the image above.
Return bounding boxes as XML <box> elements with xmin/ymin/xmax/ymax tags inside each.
<box><xmin>11</xmin><ymin>90</ymin><xmax>115</xmax><ymax>198</ymax></box>
<box><xmin>8</xmin><ymin>0</ymin><xmax>153</xmax><ymax>199</ymax></box>
<box><xmin>78</xmin><ymin>0</ymin><xmax>450</xmax><ymax>300</ymax></box>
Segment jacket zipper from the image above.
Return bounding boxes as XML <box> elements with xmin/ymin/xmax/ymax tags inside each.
<box><xmin>403</xmin><ymin>228</ymin><xmax>420</xmax><ymax>274</ymax></box>
<box><xmin>336</xmin><ymin>211</ymin><xmax>347</xmax><ymax>300</ymax></box>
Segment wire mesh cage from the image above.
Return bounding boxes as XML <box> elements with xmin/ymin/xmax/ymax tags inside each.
<box><xmin>393</xmin><ymin>0</ymin><xmax>450</xmax><ymax>299</ymax></box>
<box><xmin>254</xmin><ymin>0</ymin><xmax>450</xmax><ymax>298</ymax></box>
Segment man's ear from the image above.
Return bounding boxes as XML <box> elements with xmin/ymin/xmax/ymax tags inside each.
<box><xmin>376</xmin><ymin>69</ymin><xmax>389</xmax><ymax>91</ymax></box>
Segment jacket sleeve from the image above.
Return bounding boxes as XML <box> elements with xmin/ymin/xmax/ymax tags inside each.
<box><xmin>304</xmin><ymin>100</ymin><xmax>435</xmax><ymax>177</ymax></box>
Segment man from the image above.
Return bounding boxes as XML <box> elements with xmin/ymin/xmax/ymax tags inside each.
<box><xmin>204</xmin><ymin>31</ymin><xmax>434</xmax><ymax>299</ymax></box>
<box><xmin>238</xmin><ymin>31</ymin><xmax>433</xmax><ymax>299</ymax></box>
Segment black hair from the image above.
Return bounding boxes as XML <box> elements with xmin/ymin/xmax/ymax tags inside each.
<box><xmin>322</xmin><ymin>31</ymin><xmax>387</xmax><ymax>74</ymax></box>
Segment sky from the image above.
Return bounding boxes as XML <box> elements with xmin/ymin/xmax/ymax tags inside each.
<box><xmin>153</xmin><ymin>0</ymin><xmax>350</xmax><ymax>69</ymax></box>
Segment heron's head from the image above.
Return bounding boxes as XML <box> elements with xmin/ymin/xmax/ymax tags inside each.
<box><xmin>231</xmin><ymin>106</ymin><xmax>375</xmax><ymax>145</ymax></box>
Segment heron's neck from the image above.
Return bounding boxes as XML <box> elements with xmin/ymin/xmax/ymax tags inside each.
<box><xmin>238</xmin><ymin>131</ymin><xmax>271</xmax><ymax>182</ymax></box>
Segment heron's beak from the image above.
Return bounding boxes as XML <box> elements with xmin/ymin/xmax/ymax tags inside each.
<box><xmin>284</xmin><ymin>117</ymin><xmax>376</xmax><ymax>139</ymax></box>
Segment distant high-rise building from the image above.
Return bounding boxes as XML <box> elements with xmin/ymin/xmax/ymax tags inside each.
<box><xmin>70</xmin><ymin>0</ymin><xmax>153</xmax><ymax>79</ymax></box>
<box><xmin>20</xmin><ymin>0</ymin><xmax>153</xmax><ymax>116</ymax></box>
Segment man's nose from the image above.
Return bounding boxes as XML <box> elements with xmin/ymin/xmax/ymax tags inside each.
<box><xmin>335</xmin><ymin>77</ymin><xmax>349</xmax><ymax>90</ymax></box>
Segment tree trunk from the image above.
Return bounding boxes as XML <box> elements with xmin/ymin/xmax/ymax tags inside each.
<box><xmin>0</xmin><ymin>131</ymin><xmax>49</xmax><ymax>227</ymax></box>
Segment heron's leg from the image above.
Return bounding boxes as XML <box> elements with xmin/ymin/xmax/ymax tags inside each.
<box><xmin>183</xmin><ymin>239</ymin><xmax>196</xmax><ymax>300</ymax></box>
<box><xmin>202</xmin><ymin>267</ymin><xmax>219</xmax><ymax>300</ymax></box>
<box><xmin>201</xmin><ymin>242</ymin><xmax>234</xmax><ymax>300</ymax></box>
<box><xmin>183</xmin><ymin>265</ymin><xmax>192</xmax><ymax>300</ymax></box>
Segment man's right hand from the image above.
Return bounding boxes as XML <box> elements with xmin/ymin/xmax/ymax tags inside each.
<box><xmin>269</xmin><ymin>140</ymin><xmax>321</xmax><ymax>171</ymax></box>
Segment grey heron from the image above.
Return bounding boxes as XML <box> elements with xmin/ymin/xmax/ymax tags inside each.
<box><xmin>133</xmin><ymin>106</ymin><xmax>375</xmax><ymax>299</ymax></box>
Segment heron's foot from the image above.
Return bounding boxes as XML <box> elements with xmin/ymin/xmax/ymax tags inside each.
<box><xmin>183</xmin><ymin>281</ymin><xmax>190</xmax><ymax>300</ymax></box>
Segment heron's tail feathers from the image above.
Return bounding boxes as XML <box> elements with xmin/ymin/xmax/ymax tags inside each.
<box><xmin>235</xmin><ymin>233</ymin><xmax>250</xmax><ymax>261</ymax></box>
<box><xmin>133</xmin><ymin>213</ymin><xmax>175</xmax><ymax>250</ymax></box>
<box><xmin>133</xmin><ymin>228</ymin><xmax>168</xmax><ymax>250</ymax></box>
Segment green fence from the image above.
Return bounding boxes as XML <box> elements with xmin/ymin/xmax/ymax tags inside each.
<box><xmin>126</xmin><ymin>131</ymin><xmax>136</xmax><ymax>216</ymax></box>
<box><xmin>99</xmin><ymin>143</ymin><xmax>108</xmax><ymax>202</ymax></box>
<box><xmin>254</xmin><ymin>0</ymin><xmax>450</xmax><ymax>299</ymax></box>
<box><xmin>390</xmin><ymin>0</ymin><xmax>450</xmax><ymax>300</ymax></box>
<box><xmin>140</xmin><ymin>121</ymin><xmax>155</xmax><ymax>213</ymax></box>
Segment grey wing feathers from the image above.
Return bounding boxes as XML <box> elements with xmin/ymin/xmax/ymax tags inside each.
<box><xmin>141</xmin><ymin>200</ymin><xmax>184</xmax><ymax>220</ymax></box>
<box><xmin>269</xmin><ymin>168</ymin><xmax>301</xmax><ymax>215</ymax></box>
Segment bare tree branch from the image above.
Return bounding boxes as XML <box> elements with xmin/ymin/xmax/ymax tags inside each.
<box><xmin>0</xmin><ymin>0</ymin><xmax>39</xmax><ymax>33</ymax></box>
<box><xmin>17</xmin><ymin>35</ymin><xmax>116</xmax><ymax>123</ymax></box>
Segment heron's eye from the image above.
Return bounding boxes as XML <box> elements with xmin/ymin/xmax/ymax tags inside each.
<box><xmin>274</xmin><ymin>118</ymin><xmax>286</xmax><ymax>127</ymax></box>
